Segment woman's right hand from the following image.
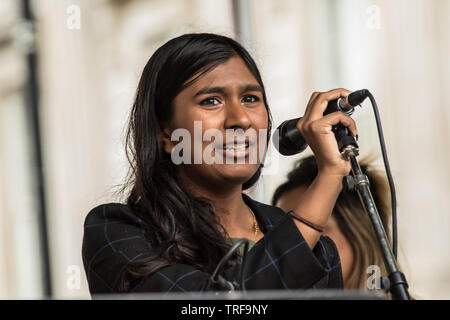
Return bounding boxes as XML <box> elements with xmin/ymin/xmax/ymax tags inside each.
<box><xmin>296</xmin><ymin>88</ymin><xmax>358</xmax><ymax>177</ymax></box>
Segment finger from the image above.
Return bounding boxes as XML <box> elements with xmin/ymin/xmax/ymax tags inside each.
<box><xmin>309</xmin><ymin>88</ymin><xmax>352</xmax><ymax>120</ymax></box>
<box><xmin>307</xmin><ymin>91</ymin><xmax>321</xmax><ymax>106</ymax></box>
<box><xmin>322</xmin><ymin>112</ymin><xmax>358</xmax><ymax>137</ymax></box>
<box><xmin>303</xmin><ymin>91</ymin><xmax>321</xmax><ymax>119</ymax></box>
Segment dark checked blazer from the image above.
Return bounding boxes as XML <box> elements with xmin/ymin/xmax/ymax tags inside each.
<box><xmin>82</xmin><ymin>193</ymin><xmax>343</xmax><ymax>295</ymax></box>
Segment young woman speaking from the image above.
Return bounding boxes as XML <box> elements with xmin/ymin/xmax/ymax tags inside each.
<box><xmin>82</xmin><ymin>33</ymin><xmax>358</xmax><ymax>294</ymax></box>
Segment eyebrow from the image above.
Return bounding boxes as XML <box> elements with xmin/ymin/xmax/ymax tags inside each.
<box><xmin>194</xmin><ymin>84</ymin><xmax>263</xmax><ymax>97</ymax></box>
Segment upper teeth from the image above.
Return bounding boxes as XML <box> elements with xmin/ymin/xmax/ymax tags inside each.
<box><xmin>225</xmin><ymin>143</ymin><xmax>247</xmax><ymax>150</ymax></box>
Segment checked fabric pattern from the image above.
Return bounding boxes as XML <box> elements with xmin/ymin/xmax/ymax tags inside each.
<box><xmin>82</xmin><ymin>193</ymin><xmax>343</xmax><ymax>295</ymax></box>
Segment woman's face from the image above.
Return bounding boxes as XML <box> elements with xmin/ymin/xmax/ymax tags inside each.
<box><xmin>161</xmin><ymin>56</ymin><xmax>269</xmax><ymax>193</ymax></box>
<box><xmin>275</xmin><ymin>186</ymin><xmax>355</xmax><ymax>288</ymax></box>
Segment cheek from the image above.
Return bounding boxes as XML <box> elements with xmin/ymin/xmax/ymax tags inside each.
<box><xmin>173</xmin><ymin>106</ymin><xmax>201</xmax><ymax>131</ymax></box>
<box><xmin>254</xmin><ymin>107</ymin><xmax>269</xmax><ymax>129</ymax></box>
<box><xmin>256</xmin><ymin>109</ymin><xmax>270</xmax><ymax>160</ymax></box>
<box><xmin>171</xmin><ymin>104</ymin><xmax>220</xmax><ymax>154</ymax></box>
<box><xmin>170</xmin><ymin>92</ymin><xmax>208</xmax><ymax>130</ymax></box>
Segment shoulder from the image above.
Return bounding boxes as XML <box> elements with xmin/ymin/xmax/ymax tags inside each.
<box><xmin>83</xmin><ymin>202</ymin><xmax>145</xmax><ymax>229</ymax></box>
<box><xmin>82</xmin><ymin>202</ymin><xmax>153</xmax><ymax>262</ymax></box>
<box><xmin>242</xmin><ymin>193</ymin><xmax>289</xmax><ymax>232</ymax></box>
<box><xmin>82</xmin><ymin>203</ymin><xmax>155</xmax><ymax>293</ymax></box>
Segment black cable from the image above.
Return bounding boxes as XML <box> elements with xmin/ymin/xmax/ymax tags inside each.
<box><xmin>365</xmin><ymin>91</ymin><xmax>398</xmax><ymax>259</ymax></box>
<box><xmin>202</xmin><ymin>238</ymin><xmax>250</xmax><ymax>293</ymax></box>
<box><xmin>239</xmin><ymin>239</ymin><xmax>250</xmax><ymax>293</ymax></box>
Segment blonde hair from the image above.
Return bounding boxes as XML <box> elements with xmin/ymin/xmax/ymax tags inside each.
<box><xmin>334</xmin><ymin>164</ymin><xmax>391</xmax><ymax>289</ymax></box>
<box><xmin>272</xmin><ymin>154</ymin><xmax>394</xmax><ymax>291</ymax></box>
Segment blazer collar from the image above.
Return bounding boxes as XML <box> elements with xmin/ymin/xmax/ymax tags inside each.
<box><xmin>242</xmin><ymin>193</ymin><xmax>286</xmax><ymax>234</ymax></box>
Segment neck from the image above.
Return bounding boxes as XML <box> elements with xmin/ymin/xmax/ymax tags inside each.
<box><xmin>176</xmin><ymin>167</ymin><xmax>252</xmax><ymax>235</ymax></box>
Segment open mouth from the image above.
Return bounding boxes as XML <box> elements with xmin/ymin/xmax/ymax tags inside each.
<box><xmin>216</xmin><ymin>139</ymin><xmax>255</xmax><ymax>159</ymax></box>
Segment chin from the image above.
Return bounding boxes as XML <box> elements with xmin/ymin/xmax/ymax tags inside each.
<box><xmin>216</xmin><ymin>163</ymin><xmax>259</xmax><ymax>184</ymax></box>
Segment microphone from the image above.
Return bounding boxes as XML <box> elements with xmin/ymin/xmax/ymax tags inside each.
<box><xmin>272</xmin><ymin>89</ymin><xmax>369</xmax><ymax>155</ymax></box>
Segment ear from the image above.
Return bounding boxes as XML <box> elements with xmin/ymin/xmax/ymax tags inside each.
<box><xmin>159</xmin><ymin>121</ymin><xmax>174</xmax><ymax>155</ymax></box>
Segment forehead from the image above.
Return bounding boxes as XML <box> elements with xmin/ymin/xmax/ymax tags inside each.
<box><xmin>185</xmin><ymin>56</ymin><xmax>260</xmax><ymax>92</ymax></box>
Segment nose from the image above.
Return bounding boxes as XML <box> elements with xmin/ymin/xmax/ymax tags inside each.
<box><xmin>224</xmin><ymin>98</ymin><xmax>251</xmax><ymax>131</ymax></box>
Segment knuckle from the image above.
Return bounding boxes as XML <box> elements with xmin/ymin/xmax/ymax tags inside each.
<box><xmin>340</xmin><ymin>112</ymin><xmax>353</xmax><ymax>121</ymax></box>
<box><xmin>345</xmin><ymin>115</ymin><xmax>356</xmax><ymax>125</ymax></box>
<box><xmin>314</xmin><ymin>93</ymin><xmax>326</xmax><ymax>104</ymax></box>
<box><xmin>337</xmin><ymin>87</ymin><xmax>351</xmax><ymax>94</ymax></box>
<box><xmin>309</xmin><ymin>121</ymin><xmax>321</xmax><ymax>132</ymax></box>
<box><xmin>297</xmin><ymin>118</ymin><xmax>305</xmax><ymax>131</ymax></box>
<box><xmin>302</xmin><ymin>121</ymin><xmax>313</xmax><ymax>133</ymax></box>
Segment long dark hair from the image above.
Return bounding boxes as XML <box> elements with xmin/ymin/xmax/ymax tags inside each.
<box><xmin>118</xmin><ymin>33</ymin><xmax>272</xmax><ymax>291</ymax></box>
<box><xmin>271</xmin><ymin>155</ymin><xmax>391</xmax><ymax>289</ymax></box>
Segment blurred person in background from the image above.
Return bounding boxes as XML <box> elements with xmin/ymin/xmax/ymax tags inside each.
<box><xmin>272</xmin><ymin>155</ymin><xmax>391</xmax><ymax>290</ymax></box>
<box><xmin>81</xmin><ymin>33</ymin><xmax>360</xmax><ymax>295</ymax></box>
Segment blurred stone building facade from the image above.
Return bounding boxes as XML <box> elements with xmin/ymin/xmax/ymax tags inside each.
<box><xmin>0</xmin><ymin>0</ymin><xmax>449</xmax><ymax>299</ymax></box>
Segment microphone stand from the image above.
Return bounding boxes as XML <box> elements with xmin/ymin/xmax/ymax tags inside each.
<box><xmin>334</xmin><ymin>124</ymin><xmax>411</xmax><ymax>300</ymax></box>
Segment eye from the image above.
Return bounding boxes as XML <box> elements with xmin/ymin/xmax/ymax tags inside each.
<box><xmin>199</xmin><ymin>97</ymin><xmax>221</xmax><ymax>106</ymax></box>
<box><xmin>242</xmin><ymin>95</ymin><xmax>260</xmax><ymax>103</ymax></box>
